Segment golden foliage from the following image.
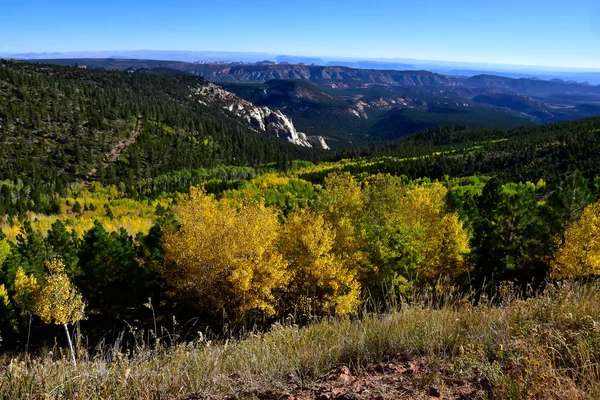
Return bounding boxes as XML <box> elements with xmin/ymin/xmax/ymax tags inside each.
<box><xmin>163</xmin><ymin>188</ymin><xmax>289</xmax><ymax>317</ymax></box>
<box><xmin>13</xmin><ymin>267</ymin><xmax>39</xmax><ymax>312</ymax></box>
<box><xmin>363</xmin><ymin>177</ymin><xmax>471</xmax><ymax>287</ymax></box>
<box><xmin>316</xmin><ymin>172</ymin><xmax>367</xmax><ymax>273</ymax></box>
<box><xmin>0</xmin><ymin>284</ymin><xmax>10</xmax><ymax>309</ymax></box>
<box><xmin>0</xmin><ymin>239</ymin><xmax>10</xmax><ymax>266</ymax></box>
<box><xmin>398</xmin><ymin>182</ymin><xmax>470</xmax><ymax>282</ymax></box>
<box><xmin>551</xmin><ymin>200</ymin><xmax>600</xmax><ymax>279</ymax></box>
<box><xmin>418</xmin><ymin>212</ymin><xmax>471</xmax><ymax>283</ymax></box>
<box><xmin>280</xmin><ymin>209</ymin><xmax>361</xmax><ymax>315</ymax></box>
<box><xmin>319</xmin><ymin>172</ymin><xmax>364</xmax><ymax>222</ymax></box>
<box><xmin>1</xmin><ymin>183</ymin><xmax>170</xmax><ymax>241</ymax></box>
<box><xmin>35</xmin><ymin>259</ymin><xmax>86</xmax><ymax>326</ymax></box>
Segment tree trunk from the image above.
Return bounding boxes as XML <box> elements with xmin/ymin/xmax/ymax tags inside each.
<box><xmin>25</xmin><ymin>312</ymin><xmax>32</xmax><ymax>354</ymax></box>
<box><xmin>63</xmin><ymin>324</ymin><xmax>76</xmax><ymax>366</ymax></box>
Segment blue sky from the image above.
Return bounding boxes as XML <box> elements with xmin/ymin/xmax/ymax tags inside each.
<box><xmin>1</xmin><ymin>0</ymin><xmax>600</xmax><ymax>68</ymax></box>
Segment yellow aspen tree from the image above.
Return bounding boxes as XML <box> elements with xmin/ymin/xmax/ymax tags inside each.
<box><xmin>35</xmin><ymin>259</ymin><xmax>86</xmax><ymax>366</ymax></box>
<box><xmin>13</xmin><ymin>267</ymin><xmax>40</xmax><ymax>353</ymax></box>
<box><xmin>315</xmin><ymin>172</ymin><xmax>367</xmax><ymax>274</ymax></box>
<box><xmin>551</xmin><ymin>200</ymin><xmax>600</xmax><ymax>279</ymax></box>
<box><xmin>363</xmin><ymin>177</ymin><xmax>471</xmax><ymax>290</ymax></box>
<box><xmin>0</xmin><ymin>285</ymin><xmax>10</xmax><ymax>310</ymax></box>
<box><xmin>418</xmin><ymin>213</ymin><xmax>471</xmax><ymax>283</ymax></box>
<box><xmin>0</xmin><ymin>239</ymin><xmax>10</xmax><ymax>266</ymax></box>
<box><xmin>399</xmin><ymin>183</ymin><xmax>471</xmax><ymax>283</ymax></box>
<box><xmin>162</xmin><ymin>188</ymin><xmax>289</xmax><ymax>320</ymax></box>
<box><xmin>280</xmin><ymin>209</ymin><xmax>361</xmax><ymax>316</ymax></box>
<box><xmin>319</xmin><ymin>172</ymin><xmax>364</xmax><ymax>222</ymax></box>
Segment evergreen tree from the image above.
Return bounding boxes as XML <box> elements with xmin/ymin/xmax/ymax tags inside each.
<box><xmin>472</xmin><ymin>180</ymin><xmax>553</xmax><ymax>288</ymax></box>
<box><xmin>2</xmin><ymin>221</ymin><xmax>47</xmax><ymax>285</ymax></box>
<box><xmin>46</xmin><ymin>220</ymin><xmax>79</xmax><ymax>276</ymax></box>
<box><xmin>77</xmin><ymin>222</ymin><xmax>151</xmax><ymax>323</ymax></box>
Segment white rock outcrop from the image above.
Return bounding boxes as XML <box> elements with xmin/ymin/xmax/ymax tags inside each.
<box><xmin>195</xmin><ymin>83</ymin><xmax>329</xmax><ymax>149</ymax></box>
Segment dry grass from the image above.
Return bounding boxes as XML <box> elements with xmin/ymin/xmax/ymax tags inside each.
<box><xmin>2</xmin><ymin>282</ymin><xmax>600</xmax><ymax>399</ymax></box>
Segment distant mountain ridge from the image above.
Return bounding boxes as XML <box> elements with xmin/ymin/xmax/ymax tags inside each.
<box><xmin>5</xmin><ymin>50</ymin><xmax>600</xmax><ymax>83</ymax></box>
<box><xmin>191</xmin><ymin>64</ymin><xmax>459</xmax><ymax>88</ymax></box>
<box><xmin>463</xmin><ymin>75</ymin><xmax>600</xmax><ymax>97</ymax></box>
<box><xmin>21</xmin><ymin>59</ymin><xmax>600</xmax><ymax>98</ymax></box>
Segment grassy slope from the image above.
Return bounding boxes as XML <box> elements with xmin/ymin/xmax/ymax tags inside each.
<box><xmin>2</xmin><ymin>283</ymin><xmax>600</xmax><ymax>399</ymax></box>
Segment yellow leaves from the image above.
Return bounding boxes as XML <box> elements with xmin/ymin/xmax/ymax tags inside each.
<box><xmin>107</xmin><ymin>186</ymin><xmax>120</xmax><ymax>199</ymax></box>
<box><xmin>14</xmin><ymin>267</ymin><xmax>39</xmax><ymax>311</ymax></box>
<box><xmin>165</xmin><ymin>185</ymin><xmax>364</xmax><ymax>318</ymax></box>
<box><xmin>0</xmin><ymin>239</ymin><xmax>11</xmax><ymax>266</ymax></box>
<box><xmin>404</xmin><ymin>182</ymin><xmax>447</xmax><ymax>216</ymax></box>
<box><xmin>1</xmin><ymin>225</ymin><xmax>20</xmax><ymax>243</ymax></box>
<box><xmin>34</xmin><ymin>259</ymin><xmax>85</xmax><ymax>326</ymax></box>
<box><xmin>536</xmin><ymin>179</ymin><xmax>547</xmax><ymax>190</ymax></box>
<box><xmin>14</xmin><ymin>260</ymin><xmax>86</xmax><ymax>328</ymax></box>
<box><xmin>418</xmin><ymin>213</ymin><xmax>471</xmax><ymax>283</ymax></box>
<box><xmin>363</xmin><ymin>177</ymin><xmax>471</xmax><ymax>286</ymax></box>
<box><xmin>317</xmin><ymin>173</ymin><xmax>366</xmax><ymax>268</ymax></box>
<box><xmin>163</xmin><ymin>188</ymin><xmax>289</xmax><ymax>317</ymax></box>
<box><xmin>257</xmin><ymin>173</ymin><xmax>291</xmax><ymax>188</ymax></box>
<box><xmin>162</xmin><ymin>125</ymin><xmax>177</xmax><ymax>135</ymax></box>
<box><xmin>2</xmin><ymin>186</ymin><xmax>166</xmax><ymax>241</ymax></box>
<box><xmin>551</xmin><ymin>200</ymin><xmax>600</xmax><ymax>279</ymax></box>
<box><xmin>320</xmin><ymin>172</ymin><xmax>363</xmax><ymax>220</ymax></box>
<box><xmin>0</xmin><ymin>284</ymin><xmax>10</xmax><ymax>308</ymax></box>
<box><xmin>280</xmin><ymin>209</ymin><xmax>361</xmax><ymax>315</ymax></box>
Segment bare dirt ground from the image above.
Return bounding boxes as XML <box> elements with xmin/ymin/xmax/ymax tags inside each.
<box><xmin>264</xmin><ymin>356</ymin><xmax>482</xmax><ymax>400</ymax></box>
<box><xmin>187</xmin><ymin>356</ymin><xmax>485</xmax><ymax>400</ymax></box>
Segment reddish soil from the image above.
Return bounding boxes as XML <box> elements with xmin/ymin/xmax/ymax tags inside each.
<box><xmin>262</xmin><ymin>356</ymin><xmax>484</xmax><ymax>400</ymax></box>
<box><xmin>182</xmin><ymin>356</ymin><xmax>486</xmax><ymax>400</ymax></box>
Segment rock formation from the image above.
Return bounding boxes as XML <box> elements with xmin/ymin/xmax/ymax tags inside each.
<box><xmin>195</xmin><ymin>83</ymin><xmax>329</xmax><ymax>149</ymax></box>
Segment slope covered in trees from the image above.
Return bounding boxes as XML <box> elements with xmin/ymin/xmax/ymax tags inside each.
<box><xmin>0</xmin><ymin>59</ymin><xmax>318</xmax><ymax>214</ymax></box>
<box><xmin>324</xmin><ymin>117</ymin><xmax>600</xmax><ymax>185</ymax></box>
<box><xmin>0</xmin><ymin>164</ymin><xmax>598</xmax><ymax>350</ymax></box>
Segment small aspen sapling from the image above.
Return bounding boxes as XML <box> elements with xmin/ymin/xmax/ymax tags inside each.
<box><xmin>34</xmin><ymin>259</ymin><xmax>86</xmax><ymax>366</ymax></box>
<box><xmin>13</xmin><ymin>267</ymin><xmax>40</xmax><ymax>353</ymax></box>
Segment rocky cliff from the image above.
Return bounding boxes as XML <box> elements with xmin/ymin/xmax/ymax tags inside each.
<box><xmin>195</xmin><ymin>83</ymin><xmax>329</xmax><ymax>149</ymax></box>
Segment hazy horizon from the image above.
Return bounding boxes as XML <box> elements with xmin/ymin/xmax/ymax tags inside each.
<box><xmin>3</xmin><ymin>49</ymin><xmax>600</xmax><ymax>74</ymax></box>
<box><xmin>2</xmin><ymin>0</ymin><xmax>600</xmax><ymax>69</ymax></box>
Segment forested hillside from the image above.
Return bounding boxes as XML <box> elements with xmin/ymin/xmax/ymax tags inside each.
<box><xmin>328</xmin><ymin>117</ymin><xmax>600</xmax><ymax>185</ymax></box>
<box><xmin>0</xmin><ymin>60</ymin><xmax>316</xmax><ymax>214</ymax></box>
